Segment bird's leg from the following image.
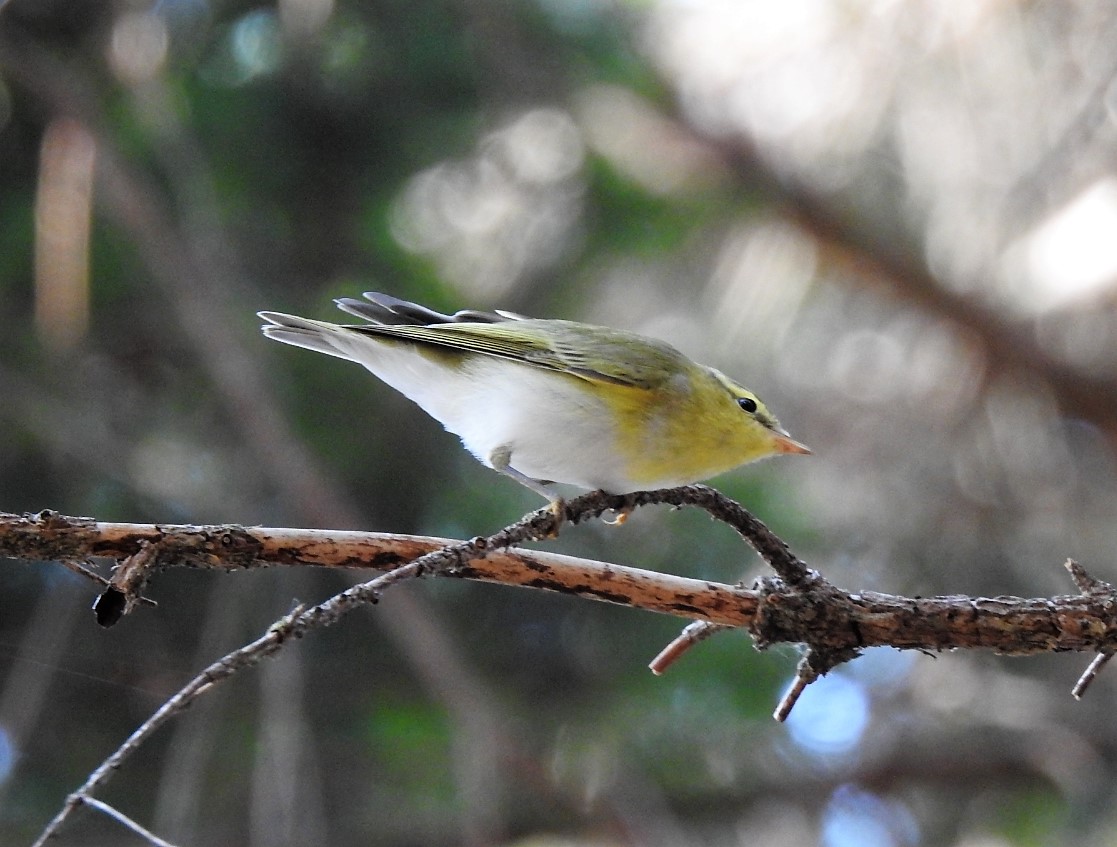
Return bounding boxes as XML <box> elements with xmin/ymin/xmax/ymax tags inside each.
<box><xmin>489</xmin><ymin>447</ymin><xmax>566</xmax><ymax>531</ymax></box>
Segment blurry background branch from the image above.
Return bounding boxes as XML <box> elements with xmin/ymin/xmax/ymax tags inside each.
<box><xmin>707</xmin><ymin>133</ymin><xmax>1117</xmax><ymax>438</ymax></box>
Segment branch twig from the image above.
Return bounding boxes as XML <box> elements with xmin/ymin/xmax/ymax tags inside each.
<box><xmin>1072</xmin><ymin>652</ymin><xmax>1113</xmax><ymax>700</ymax></box>
<box><xmin>77</xmin><ymin>797</ymin><xmax>181</xmax><ymax>847</ymax></box>
<box><xmin>1064</xmin><ymin>559</ymin><xmax>1117</xmax><ymax>699</ymax></box>
<box><xmin>649</xmin><ymin>621</ymin><xmax>730</xmax><ymax>675</ymax></box>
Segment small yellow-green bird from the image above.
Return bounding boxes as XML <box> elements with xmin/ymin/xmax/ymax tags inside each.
<box><xmin>259</xmin><ymin>292</ymin><xmax>809</xmax><ymax>509</ymax></box>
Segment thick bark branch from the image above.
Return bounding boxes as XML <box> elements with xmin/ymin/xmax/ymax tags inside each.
<box><xmin>10</xmin><ymin>487</ymin><xmax>1117</xmax><ymax>845</ymax></box>
<box><xmin>0</xmin><ymin>508</ymin><xmax>756</xmax><ymax>626</ymax></box>
<box><xmin>3</xmin><ymin>494</ymin><xmax>1116</xmax><ymax>659</ymax></box>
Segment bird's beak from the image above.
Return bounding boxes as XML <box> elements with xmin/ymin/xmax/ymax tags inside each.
<box><xmin>772</xmin><ymin>428</ymin><xmax>812</xmax><ymax>455</ymax></box>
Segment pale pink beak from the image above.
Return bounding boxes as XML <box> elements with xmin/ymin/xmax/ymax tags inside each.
<box><xmin>772</xmin><ymin>429</ymin><xmax>812</xmax><ymax>455</ymax></box>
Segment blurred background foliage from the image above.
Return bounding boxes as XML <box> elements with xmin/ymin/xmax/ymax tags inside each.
<box><xmin>2</xmin><ymin>0</ymin><xmax>1117</xmax><ymax>844</ymax></box>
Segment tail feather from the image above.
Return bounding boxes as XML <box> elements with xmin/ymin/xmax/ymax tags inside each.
<box><xmin>336</xmin><ymin>293</ymin><xmax>455</xmax><ymax>326</ymax></box>
<box><xmin>260</xmin><ymin>293</ymin><xmax>531</xmax><ymax>362</ymax></box>
<box><xmin>336</xmin><ymin>292</ymin><xmax>518</xmax><ymax>327</ymax></box>
<box><xmin>258</xmin><ymin>311</ymin><xmax>354</xmax><ymax>360</ymax></box>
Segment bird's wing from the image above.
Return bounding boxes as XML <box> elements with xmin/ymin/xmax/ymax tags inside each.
<box><xmin>349</xmin><ymin>320</ymin><xmax>675</xmax><ymax>389</ymax></box>
<box><xmin>336</xmin><ymin>292</ymin><xmax>527</xmax><ymax>326</ymax></box>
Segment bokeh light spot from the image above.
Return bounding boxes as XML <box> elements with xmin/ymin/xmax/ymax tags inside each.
<box><xmin>0</xmin><ymin>724</ymin><xmax>17</xmax><ymax>786</ymax></box>
<box><xmin>822</xmin><ymin>785</ymin><xmax>919</xmax><ymax>847</ymax></box>
<box><xmin>230</xmin><ymin>9</ymin><xmax>282</xmax><ymax>81</ymax></box>
<box><xmin>1016</xmin><ymin>179</ymin><xmax>1117</xmax><ymax>312</ymax></box>
<box><xmin>785</xmin><ymin>671</ymin><xmax>869</xmax><ymax>757</ymax></box>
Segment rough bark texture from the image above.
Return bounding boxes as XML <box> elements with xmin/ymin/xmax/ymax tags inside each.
<box><xmin>4</xmin><ymin>506</ymin><xmax>1116</xmax><ymax>658</ymax></box>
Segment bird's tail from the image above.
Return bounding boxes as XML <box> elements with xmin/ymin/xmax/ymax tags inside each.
<box><xmin>258</xmin><ymin>312</ymin><xmax>355</xmax><ymax>361</ymax></box>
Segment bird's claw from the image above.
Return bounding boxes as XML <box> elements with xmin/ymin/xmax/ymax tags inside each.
<box><xmin>602</xmin><ymin>507</ymin><xmax>630</xmax><ymax>526</ymax></box>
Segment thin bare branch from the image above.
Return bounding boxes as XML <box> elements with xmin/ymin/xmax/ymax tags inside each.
<box><xmin>1073</xmin><ymin>652</ymin><xmax>1114</xmax><ymax>700</ymax></box>
<box><xmin>649</xmin><ymin>621</ymin><xmax>729</xmax><ymax>675</ymax></box>
<box><xmin>77</xmin><ymin>797</ymin><xmax>181</xmax><ymax>847</ymax></box>
<box><xmin>773</xmin><ymin>665</ymin><xmax>816</xmax><ymax>723</ymax></box>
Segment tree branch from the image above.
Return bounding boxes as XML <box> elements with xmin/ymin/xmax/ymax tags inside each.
<box><xmin>4</xmin><ymin>488</ymin><xmax>1117</xmax><ymax>659</ymax></box>
<box><xmin>12</xmin><ymin>485</ymin><xmax>1117</xmax><ymax>844</ymax></box>
<box><xmin>0</xmin><ymin>501</ymin><xmax>757</xmax><ymax>627</ymax></box>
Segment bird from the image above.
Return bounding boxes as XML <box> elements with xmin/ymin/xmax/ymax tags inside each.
<box><xmin>259</xmin><ymin>292</ymin><xmax>810</xmax><ymax>516</ymax></box>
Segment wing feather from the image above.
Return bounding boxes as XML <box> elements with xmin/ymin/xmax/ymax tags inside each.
<box><xmin>349</xmin><ymin>320</ymin><xmax>680</xmax><ymax>389</ymax></box>
<box><xmin>267</xmin><ymin>293</ymin><xmax>685</xmax><ymax>390</ymax></box>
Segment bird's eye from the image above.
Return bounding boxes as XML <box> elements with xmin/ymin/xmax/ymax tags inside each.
<box><xmin>737</xmin><ymin>397</ymin><xmax>758</xmax><ymax>414</ymax></box>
